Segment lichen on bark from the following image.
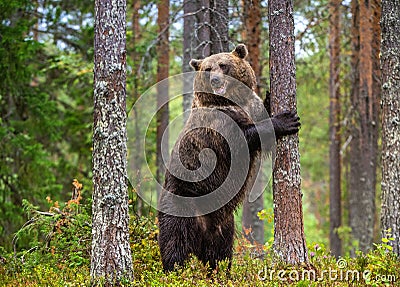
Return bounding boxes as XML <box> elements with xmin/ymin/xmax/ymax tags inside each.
<box><xmin>269</xmin><ymin>0</ymin><xmax>308</xmax><ymax>264</ymax></box>
<box><xmin>91</xmin><ymin>0</ymin><xmax>133</xmax><ymax>284</ymax></box>
<box><xmin>380</xmin><ymin>0</ymin><xmax>400</xmax><ymax>256</ymax></box>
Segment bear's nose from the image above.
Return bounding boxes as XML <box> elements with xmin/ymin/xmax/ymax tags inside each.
<box><xmin>211</xmin><ymin>76</ymin><xmax>222</xmax><ymax>87</ymax></box>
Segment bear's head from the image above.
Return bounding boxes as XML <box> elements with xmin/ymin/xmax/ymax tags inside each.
<box><xmin>189</xmin><ymin>44</ymin><xmax>257</xmax><ymax>98</ymax></box>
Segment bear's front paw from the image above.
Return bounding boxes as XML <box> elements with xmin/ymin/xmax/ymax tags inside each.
<box><xmin>271</xmin><ymin>111</ymin><xmax>301</xmax><ymax>138</ymax></box>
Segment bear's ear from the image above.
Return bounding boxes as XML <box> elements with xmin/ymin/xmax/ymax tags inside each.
<box><xmin>232</xmin><ymin>44</ymin><xmax>248</xmax><ymax>59</ymax></box>
<box><xmin>189</xmin><ymin>59</ymin><xmax>203</xmax><ymax>71</ymax></box>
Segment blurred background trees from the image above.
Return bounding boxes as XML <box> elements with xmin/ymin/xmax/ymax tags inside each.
<box><xmin>0</xmin><ymin>0</ymin><xmax>93</xmax><ymax>249</ymax></box>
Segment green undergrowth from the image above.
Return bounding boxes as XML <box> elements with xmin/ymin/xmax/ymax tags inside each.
<box><xmin>0</xmin><ymin>196</ymin><xmax>399</xmax><ymax>286</ymax></box>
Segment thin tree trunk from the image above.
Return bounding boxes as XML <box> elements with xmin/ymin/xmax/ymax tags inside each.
<box><xmin>349</xmin><ymin>0</ymin><xmax>380</xmax><ymax>254</ymax></box>
<box><xmin>269</xmin><ymin>0</ymin><xmax>308</xmax><ymax>264</ymax></box>
<box><xmin>92</xmin><ymin>0</ymin><xmax>133</xmax><ymax>284</ymax></box>
<box><xmin>210</xmin><ymin>0</ymin><xmax>229</xmax><ymax>53</ymax></box>
<box><xmin>241</xmin><ymin>0</ymin><xmax>261</xmax><ymax>95</ymax></box>
<box><xmin>183</xmin><ymin>0</ymin><xmax>198</xmax><ymax>122</ymax></box>
<box><xmin>328</xmin><ymin>0</ymin><xmax>342</xmax><ymax>258</ymax></box>
<box><xmin>380</xmin><ymin>0</ymin><xmax>400</xmax><ymax>256</ymax></box>
<box><xmin>182</xmin><ymin>0</ymin><xmax>212</xmax><ymax>121</ymax></box>
<box><xmin>131</xmin><ymin>0</ymin><xmax>143</xmax><ymax>216</ymax></box>
<box><xmin>241</xmin><ymin>0</ymin><xmax>264</xmax><ymax>246</ymax></box>
<box><xmin>33</xmin><ymin>0</ymin><xmax>39</xmax><ymax>41</ymax></box>
<box><xmin>198</xmin><ymin>0</ymin><xmax>211</xmax><ymax>57</ymax></box>
<box><xmin>156</xmin><ymin>0</ymin><xmax>170</xmax><ymax>199</ymax></box>
<box><xmin>242</xmin><ymin>175</ymin><xmax>264</xmax><ymax>246</ymax></box>
<box><xmin>349</xmin><ymin>0</ymin><xmax>361</xmax><ymax>255</ymax></box>
<box><xmin>371</xmin><ymin>0</ymin><xmax>381</xmax><ymax>242</ymax></box>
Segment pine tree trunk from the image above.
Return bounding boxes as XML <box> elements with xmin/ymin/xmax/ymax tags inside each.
<box><xmin>92</xmin><ymin>0</ymin><xmax>133</xmax><ymax>284</ymax></box>
<box><xmin>242</xmin><ymin>175</ymin><xmax>264</xmax><ymax>245</ymax></box>
<box><xmin>269</xmin><ymin>0</ymin><xmax>308</xmax><ymax>264</ymax></box>
<box><xmin>131</xmin><ymin>0</ymin><xmax>143</xmax><ymax>216</ymax></box>
<box><xmin>182</xmin><ymin>0</ymin><xmax>212</xmax><ymax>122</ymax></box>
<box><xmin>241</xmin><ymin>0</ymin><xmax>261</xmax><ymax>96</ymax></box>
<box><xmin>156</xmin><ymin>0</ymin><xmax>170</xmax><ymax>199</ymax></box>
<box><xmin>349</xmin><ymin>1</ymin><xmax>361</xmax><ymax>255</ymax></box>
<box><xmin>210</xmin><ymin>0</ymin><xmax>229</xmax><ymax>53</ymax></box>
<box><xmin>182</xmin><ymin>0</ymin><xmax>197</xmax><ymax>121</ymax></box>
<box><xmin>198</xmin><ymin>0</ymin><xmax>211</xmax><ymax>57</ymax></box>
<box><xmin>349</xmin><ymin>0</ymin><xmax>380</xmax><ymax>254</ymax></box>
<box><xmin>241</xmin><ymin>0</ymin><xmax>264</xmax><ymax>246</ymax></box>
<box><xmin>371</xmin><ymin>0</ymin><xmax>381</xmax><ymax>242</ymax></box>
<box><xmin>328</xmin><ymin>0</ymin><xmax>342</xmax><ymax>258</ymax></box>
<box><xmin>380</xmin><ymin>0</ymin><xmax>400</xmax><ymax>256</ymax></box>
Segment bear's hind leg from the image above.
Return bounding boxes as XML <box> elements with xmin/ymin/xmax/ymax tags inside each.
<box><xmin>160</xmin><ymin>241</ymin><xmax>190</xmax><ymax>272</ymax></box>
<box><xmin>196</xmin><ymin>214</ymin><xmax>234</xmax><ymax>272</ymax></box>
<box><xmin>159</xmin><ymin>216</ymin><xmax>194</xmax><ymax>272</ymax></box>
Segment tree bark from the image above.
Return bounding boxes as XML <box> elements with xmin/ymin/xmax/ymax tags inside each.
<box><xmin>241</xmin><ymin>0</ymin><xmax>261</xmax><ymax>95</ymax></box>
<box><xmin>349</xmin><ymin>0</ymin><xmax>381</xmax><ymax>254</ymax></box>
<box><xmin>241</xmin><ymin>0</ymin><xmax>264</xmax><ymax>246</ymax></box>
<box><xmin>380</xmin><ymin>0</ymin><xmax>400</xmax><ymax>256</ymax></box>
<box><xmin>131</xmin><ymin>0</ymin><xmax>143</xmax><ymax>216</ymax></box>
<box><xmin>182</xmin><ymin>0</ymin><xmax>197</xmax><ymax>121</ymax></box>
<box><xmin>269</xmin><ymin>0</ymin><xmax>308</xmax><ymax>264</ymax></box>
<box><xmin>92</xmin><ymin>0</ymin><xmax>133</xmax><ymax>284</ymax></box>
<box><xmin>182</xmin><ymin>0</ymin><xmax>210</xmax><ymax>122</ymax></box>
<box><xmin>349</xmin><ymin>0</ymin><xmax>361</xmax><ymax>254</ymax></box>
<box><xmin>198</xmin><ymin>0</ymin><xmax>211</xmax><ymax>57</ymax></box>
<box><xmin>328</xmin><ymin>0</ymin><xmax>342</xmax><ymax>258</ymax></box>
<box><xmin>156</xmin><ymin>0</ymin><xmax>170</xmax><ymax>199</ymax></box>
<box><xmin>242</xmin><ymin>175</ymin><xmax>264</xmax><ymax>246</ymax></box>
<box><xmin>210</xmin><ymin>0</ymin><xmax>229</xmax><ymax>53</ymax></box>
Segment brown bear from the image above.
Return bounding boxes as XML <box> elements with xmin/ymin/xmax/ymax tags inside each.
<box><xmin>157</xmin><ymin>44</ymin><xmax>300</xmax><ymax>272</ymax></box>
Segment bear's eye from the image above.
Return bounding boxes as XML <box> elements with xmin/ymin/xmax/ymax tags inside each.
<box><xmin>204</xmin><ymin>67</ymin><xmax>212</xmax><ymax>72</ymax></box>
<box><xmin>219</xmin><ymin>63</ymin><xmax>228</xmax><ymax>71</ymax></box>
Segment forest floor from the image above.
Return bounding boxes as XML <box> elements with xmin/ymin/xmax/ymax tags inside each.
<box><xmin>1</xmin><ymin>214</ymin><xmax>399</xmax><ymax>287</ymax></box>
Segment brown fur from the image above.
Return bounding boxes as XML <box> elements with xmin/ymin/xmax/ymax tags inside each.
<box><xmin>158</xmin><ymin>44</ymin><xmax>300</xmax><ymax>272</ymax></box>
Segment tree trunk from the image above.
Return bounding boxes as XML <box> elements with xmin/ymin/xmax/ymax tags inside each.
<box><xmin>371</xmin><ymin>0</ymin><xmax>381</xmax><ymax>243</ymax></box>
<box><xmin>349</xmin><ymin>0</ymin><xmax>381</xmax><ymax>254</ymax></box>
<box><xmin>349</xmin><ymin>0</ymin><xmax>360</xmax><ymax>254</ymax></box>
<box><xmin>182</xmin><ymin>0</ymin><xmax>212</xmax><ymax>121</ymax></box>
<box><xmin>183</xmin><ymin>0</ymin><xmax>196</xmax><ymax>121</ymax></box>
<box><xmin>182</xmin><ymin>0</ymin><xmax>207</xmax><ymax>122</ymax></box>
<box><xmin>92</xmin><ymin>0</ymin><xmax>133</xmax><ymax>284</ymax></box>
<box><xmin>198</xmin><ymin>0</ymin><xmax>211</xmax><ymax>57</ymax></box>
<box><xmin>242</xmin><ymin>175</ymin><xmax>264</xmax><ymax>246</ymax></box>
<box><xmin>241</xmin><ymin>0</ymin><xmax>264</xmax><ymax>246</ymax></box>
<box><xmin>131</xmin><ymin>0</ymin><xmax>143</xmax><ymax>216</ymax></box>
<box><xmin>269</xmin><ymin>0</ymin><xmax>308</xmax><ymax>264</ymax></box>
<box><xmin>210</xmin><ymin>0</ymin><xmax>229</xmax><ymax>53</ymax></box>
<box><xmin>328</xmin><ymin>0</ymin><xmax>342</xmax><ymax>258</ymax></box>
<box><xmin>380</xmin><ymin>0</ymin><xmax>400</xmax><ymax>256</ymax></box>
<box><xmin>156</xmin><ymin>0</ymin><xmax>170</xmax><ymax>199</ymax></box>
<box><xmin>241</xmin><ymin>0</ymin><xmax>261</xmax><ymax>95</ymax></box>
